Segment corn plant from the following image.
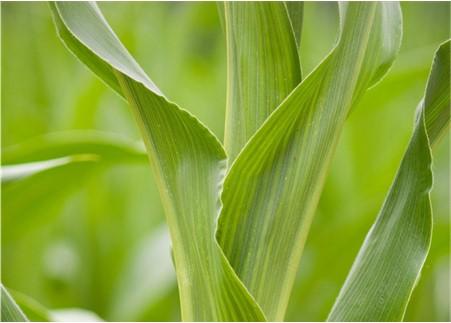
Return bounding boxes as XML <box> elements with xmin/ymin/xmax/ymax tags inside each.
<box><xmin>2</xmin><ymin>1</ymin><xmax>449</xmax><ymax>322</ymax></box>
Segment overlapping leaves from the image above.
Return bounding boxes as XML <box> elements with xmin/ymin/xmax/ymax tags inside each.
<box><xmin>218</xmin><ymin>3</ymin><xmax>401</xmax><ymax>320</ymax></box>
<box><xmin>51</xmin><ymin>2</ymin><xmax>264</xmax><ymax>321</ymax></box>
<box><xmin>46</xmin><ymin>1</ymin><xmax>449</xmax><ymax>322</ymax></box>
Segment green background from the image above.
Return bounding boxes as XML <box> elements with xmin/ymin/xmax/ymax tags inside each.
<box><xmin>2</xmin><ymin>2</ymin><xmax>449</xmax><ymax>321</ymax></box>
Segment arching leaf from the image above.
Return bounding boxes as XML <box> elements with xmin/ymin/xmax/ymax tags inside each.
<box><xmin>50</xmin><ymin>2</ymin><xmax>265</xmax><ymax>321</ymax></box>
<box><xmin>328</xmin><ymin>40</ymin><xmax>450</xmax><ymax>322</ymax></box>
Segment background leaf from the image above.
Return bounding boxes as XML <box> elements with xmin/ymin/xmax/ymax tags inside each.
<box><xmin>2</xmin><ymin>132</ymin><xmax>147</xmax><ymax>242</ymax></box>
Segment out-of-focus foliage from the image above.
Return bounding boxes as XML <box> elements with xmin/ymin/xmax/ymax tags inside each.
<box><xmin>1</xmin><ymin>2</ymin><xmax>449</xmax><ymax>321</ymax></box>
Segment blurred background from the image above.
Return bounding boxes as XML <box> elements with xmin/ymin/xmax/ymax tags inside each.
<box><xmin>1</xmin><ymin>2</ymin><xmax>449</xmax><ymax>321</ymax></box>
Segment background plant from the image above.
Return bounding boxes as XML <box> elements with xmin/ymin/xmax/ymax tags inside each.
<box><xmin>1</xmin><ymin>1</ymin><xmax>450</xmax><ymax>322</ymax></box>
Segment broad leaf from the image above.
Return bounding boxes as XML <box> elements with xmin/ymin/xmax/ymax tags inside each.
<box><xmin>328</xmin><ymin>40</ymin><xmax>450</xmax><ymax>322</ymax></box>
<box><xmin>50</xmin><ymin>2</ymin><xmax>265</xmax><ymax>321</ymax></box>
<box><xmin>1</xmin><ymin>285</ymin><xmax>29</xmax><ymax>322</ymax></box>
<box><xmin>223</xmin><ymin>2</ymin><xmax>301</xmax><ymax>160</ymax></box>
<box><xmin>217</xmin><ymin>3</ymin><xmax>402</xmax><ymax>320</ymax></box>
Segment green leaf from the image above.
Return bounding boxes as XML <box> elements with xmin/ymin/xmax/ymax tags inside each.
<box><xmin>10</xmin><ymin>290</ymin><xmax>52</xmax><ymax>322</ymax></box>
<box><xmin>1</xmin><ymin>285</ymin><xmax>29</xmax><ymax>322</ymax></box>
<box><xmin>50</xmin><ymin>2</ymin><xmax>265</xmax><ymax>321</ymax></box>
<box><xmin>1</xmin><ymin>156</ymin><xmax>96</xmax><ymax>183</ymax></box>
<box><xmin>2</xmin><ymin>131</ymin><xmax>147</xmax><ymax>241</ymax></box>
<box><xmin>223</xmin><ymin>2</ymin><xmax>302</xmax><ymax>160</ymax></box>
<box><xmin>284</xmin><ymin>1</ymin><xmax>303</xmax><ymax>51</ymax></box>
<box><xmin>2</xmin><ymin>131</ymin><xmax>147</xmax><ymax>166</ymax></box>
<box><xmin>217</xmin><ymin>3</ymin><xmax>402</xmax><ymax>320</ymax></box>
<box><xmin>2</xmin><ymin>157</ymin><xmax>100</xmax><ymax>242</ymax></box>
<box><xmin>327</xmin><ymin>40</ymin><xmax>450</xmax><ymax>322</ymax></box>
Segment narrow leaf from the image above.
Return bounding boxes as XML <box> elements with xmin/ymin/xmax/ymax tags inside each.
<box><xmin>218</xmin><ymin>3</ymin><xmax>402</xmax><ymax>320</ymax></box>
<box><xmin>1</xmin><ymin>131</ymin><xmax>147</xmax><ymax>166</ymax></box>
<box><xmin>1</xmin><ymin>285</ymin><xmax>29</xmax><ymax>322</ymax></box>
<box><xmin>223</xmin><ymin>2</ymin><xmax>301</xmax><ymax>160</ymax></box>
<box><xmin>328</xmin><ymin>40</ymin><xmax>450</xmax><ymax>322</ymax></box>
<box><xmin>51</xmin><ymin>2</ymin><xmax>265</xmax><ymax>321</ymax></box>
<box><xmin>284</xmin><ymin>1</ymin><xmax>303</xmax><ymax>50</ymax></box>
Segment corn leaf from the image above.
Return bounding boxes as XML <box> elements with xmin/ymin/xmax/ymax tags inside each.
<box><xmin>284</xmin><ymin>2</ymin><xmax>303</xmax><ymax>51</ymax></box>
<box><xmin>2</xmin><ymin>131</ymin><xmax>147</xmax><ymax>166</ymax></box>
<box><xmin>50</xmin><ymin>2</ymin><xmax>265</xmax><ymax>321</ymax></box>
<box><xmin>1</xmin><ymin>285</ymin><xmax>29</xmax><ymax>322</ymax></box>
<box><xmin>217</xmin><ymin>3</ymin><xmax>402</xmax><ymax>320</ymax></box>
<box><xmin>223</xmin><ymin>2</ymin><xmax>301</xmax><ymax>160</ymax></box>
<box><xmin>328</xmin><ymin>40</ymin><xmax>450</xmax><ymax>322</ymax></box>
<box><xmin>2</xmin><ymin>132</ymin><xmax>146</xmax><ymax>241</ymax></box>
<box><xmin>2</xmin><ymin>157</ymin><xmax>101</xmax><ymax>243</ymax></box>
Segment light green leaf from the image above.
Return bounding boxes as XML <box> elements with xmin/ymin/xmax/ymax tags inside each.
<box><xmin>328</xmin><ymin>40</ymin><xmax>450</xmax><ymax>322</ymax></box>
<box><xmin>223</xmin><ymin>2</ymin><xmax>301</xmax><ymax>160</ymax></box>
<box><xmin>1</xmin><ymin>285</ymin><xmax>29</xmax><ymax>322</ymax></box>
<box><xmin>50</xmin><ymin>2</ymin><xmax>265</xmax><ymax>321</ymax></box>
<box><xmin>1</xmin><ymin>156</ymin><xmax>96</xmax><ymax>183</ymax></box>
<box><xmin>217</xmin><ymin>3</ymin><xmax>402</xmax><ymax>320</ymax></box>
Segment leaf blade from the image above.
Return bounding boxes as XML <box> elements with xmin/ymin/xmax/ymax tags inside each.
<box><xmin>51</xmin><ymin>2</ymin><xmax>265</xmax><ymax>321</ymax></box>
<box><xmin>218</xmin><ymin>3</ymin><xmax>402</xmax><ymax>320</ymax></box>
<box><xmin>327</xmin><ymin>40</ymin><xmax>450</xmax><ymax>322</ymax></box>
<box><xmin>223</xmin><ymin>2</ymin><xmax>301</xmax><ymax>160</ymax></box>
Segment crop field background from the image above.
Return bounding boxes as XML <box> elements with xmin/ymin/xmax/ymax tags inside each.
<box><xmin>2</xmin><ymin>2</ymin><xmax>450</xmax><ymax>322</ymax></box>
